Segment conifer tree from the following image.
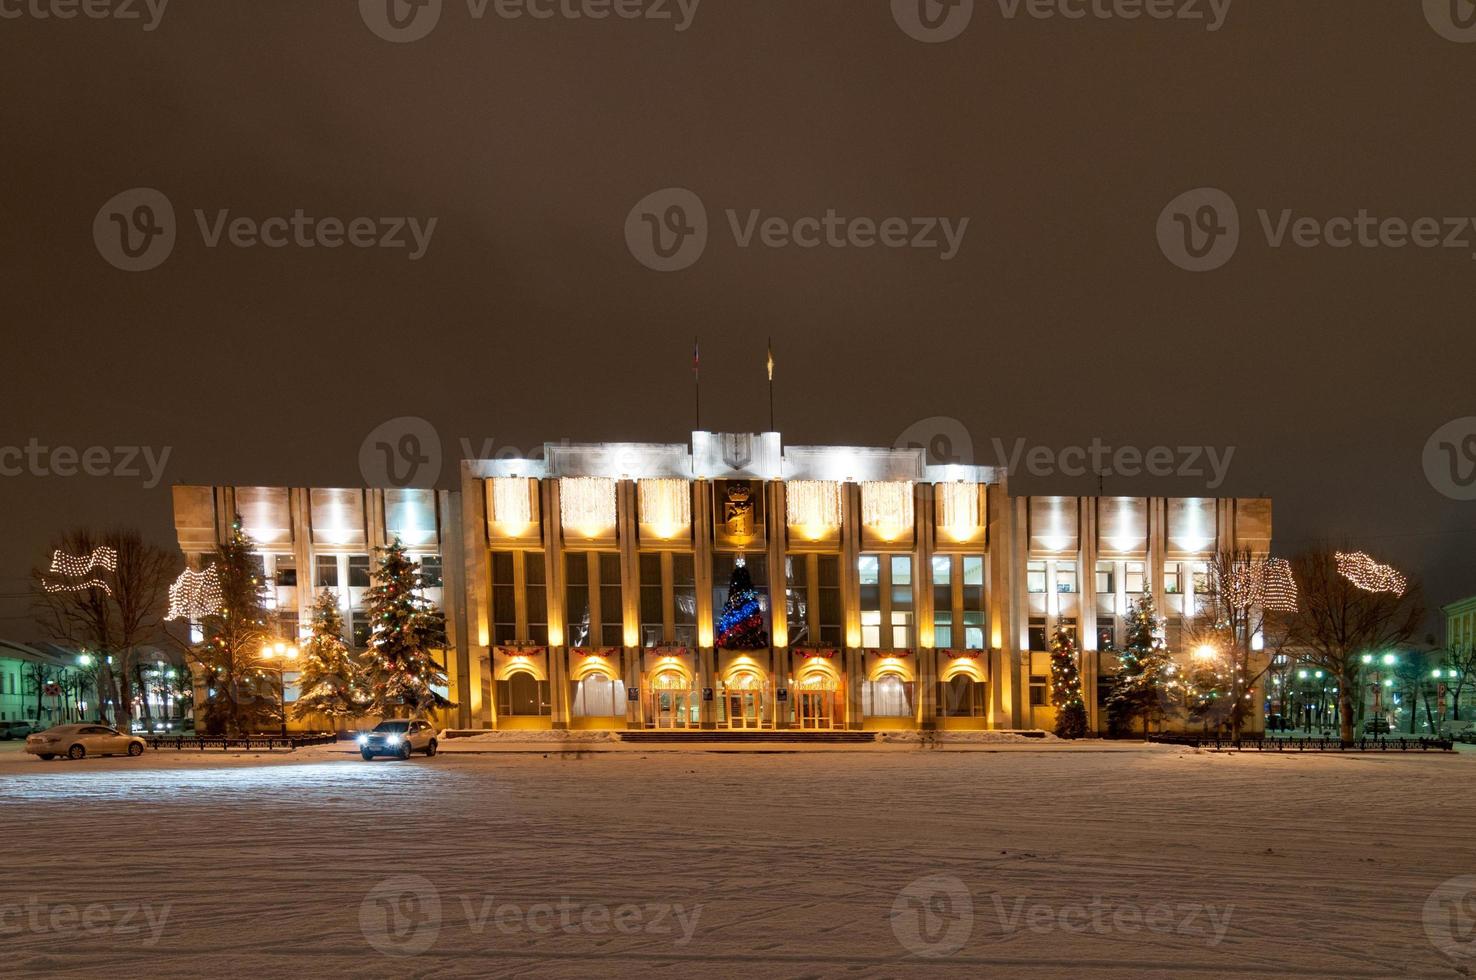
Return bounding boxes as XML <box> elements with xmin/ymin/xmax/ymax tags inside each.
<box><xmin>292</xmin><ymin>589</ymin><xmax>365</xmax><ymax>723</ymax></box>
<box><xmin>189</xmin><ymin>516</ymin><xmax>275</xmax><ymax>735</ymax></box>
<box><xmin>1049</xmin><ymin>622</ymin><xmax>1088</xmax><ymax>739</ymax></box>
<box><xmin>716</xmin><ymin>557</ymin><xmax>768</xmax><ymax>649</ymax></box>
<box><xmin>1106</xmin><ymin>593</ymin><xmax>1177</xmax><ymax>737</ymax></box>
<box><xmin>363</xmin><ymin>539</ymin><xmax>450</xmax><ymax>717</ymax></box>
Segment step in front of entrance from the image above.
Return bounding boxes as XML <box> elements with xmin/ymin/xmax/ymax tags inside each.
<box><xmin>619</xmin><ymin>730</ymin><xmax>878</xmax><ymax>744</ymax></box>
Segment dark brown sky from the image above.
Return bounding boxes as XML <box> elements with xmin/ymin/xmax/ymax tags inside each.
<box><xmin>3</xmin><ymin>0</ymin><xmax>1474</xmax><ymax>636</ymax></box>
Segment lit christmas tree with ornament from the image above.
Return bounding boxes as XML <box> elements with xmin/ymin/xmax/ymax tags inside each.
<box><xmin>292</xmin><ymin>588</ymin><xmax>366</xmax><ymax>723</ymax></box>
<box><xmin>190</xmin><ymin>515</ymin><xmax>276</xmax><ymax>736</ymax></box>
<box><xmin>1048</xmin><ymin>622</ymin><xmax>1088</xmax><ymax>739</ymax></box>
<box><xmin>1106</xmin><ymin>593</ymin><xmax>1177</xmax><ymax>737</ymax></box>
<box><xmin>716</xmin><ymin>556</ymin><xmax>769</xmax><ymax>650</ymax></box>
<box><xmin>363</xmin><ymin>539</ymin><xmax>450</xmax><ymax>717</ymax></box>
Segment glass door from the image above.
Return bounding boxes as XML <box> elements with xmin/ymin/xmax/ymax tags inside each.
<box><xmin>798</xmin><ymin>691</ymin><xmax>834</xmax><ymax>730</ymax></box>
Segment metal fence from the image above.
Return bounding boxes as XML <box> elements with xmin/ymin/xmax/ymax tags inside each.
<box><xmin>1149</xmin><ymin>734</ymin><xmax>1453</xmax><ymax>752</ymax></box>
<box><xmin>144</xmin><ymin>733</ymin><xmax>339</xmax><ymax>751</ymax></box>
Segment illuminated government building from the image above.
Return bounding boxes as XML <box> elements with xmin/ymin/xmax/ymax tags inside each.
<box><xmin>171</xmin><ymin>431</ymin><xmax>1273</xmax><ymax>735</ymax></box>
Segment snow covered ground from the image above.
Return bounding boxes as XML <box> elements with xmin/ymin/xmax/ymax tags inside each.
<box><xmin>1</xmin><ymin>744</ymin><xmax>1472</xmax><ymax>978</ymax></box>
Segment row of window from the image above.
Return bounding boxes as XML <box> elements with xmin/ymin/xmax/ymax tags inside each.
<box><xmin>489</xmin><ymin>552</ymin><xmax>987</xmax><ymax>650</ymax></box>
<box><xmin>1025</xmin><ymin>561</ymin><xmax>1210</xmax><ymax>596</ymax></box>
<box><xmin>251</xmin><ymin>553</ymin><xmax>445</xmax><ymax>590</ymax></box>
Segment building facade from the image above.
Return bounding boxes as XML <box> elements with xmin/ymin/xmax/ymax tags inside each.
<box><xmin>171</xmin><ymin>431</ymin><xmax>1274</xmax><ymax>735</ymax></box>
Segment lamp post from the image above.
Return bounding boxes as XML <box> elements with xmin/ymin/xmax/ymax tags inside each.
<box><xmin>260</xmin><ymin>642</ymin><xmax>299</xmax><ymax>737</ymax></box>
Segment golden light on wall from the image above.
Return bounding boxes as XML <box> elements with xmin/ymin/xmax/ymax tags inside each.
<box><xmin>638</xmin><ymin>478</ymin><xmax>691</xmax><ymax>540</ymax></box>
<box><xmin>937</xmin><ymin>482</ymin><xmax>981</xmax><ymax>542</ymax></box>
<box><xmin>786</xmin><ymin>480</ymin><xmax>842</xmax><ymax>540</ymax></box>
<box><xmin>861</xmin><ymin>481</ymin><xmax>914</xmax><ymax>541</ymax></box>
<box><xmin>560</xmin><ymin>477</ymin><xmax>617</xmax><ymax>538</ymax></box>
<box><xmin>490</xmin><ymin>477</ymin><xmax>534</xmax><ymax>533</ymax></box>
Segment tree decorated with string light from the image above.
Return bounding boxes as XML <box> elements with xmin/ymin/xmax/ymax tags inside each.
<box><xmin>1106</xmin><ymin>593</ymin><xmax>1177</xmax><ymax>737</ymax></box>
<box><xmin>363</xmin><ymin>539</ymin><xmax>450</xmax><ymax>718</ymax></box>
<box><xmin>292</xmin><ymin>589</ymin><xmax>366</xmax><ymax>724</ymax></box>
<box><xmin>188</xmin><ymin>516</ymin><xmax>277</xmax><ymax>736</ymax></box>
<box><xmin>716</xmin><ymin>556</ymin><xmax>768</xmax><ymax>650</ymax></box>
<box><xmin>1049</xmin><ymin>622</ymin><xmax>1088</xmax><ymax>739</ymax></box>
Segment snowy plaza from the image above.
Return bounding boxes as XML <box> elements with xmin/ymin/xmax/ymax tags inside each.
<box><xmin>1</xmin><ymin>742</ymin><xmax>1472</xmax><ymax>978</ymax></box>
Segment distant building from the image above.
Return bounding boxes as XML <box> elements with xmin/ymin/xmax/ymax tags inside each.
<box><xmin>0</xmin><ymin>640</ymin><xmax>91</xmax><ymax>726</ymax></box>
<box><xmin>171</xmin><ymin>431</ymin><xmax>1274</xmax><ymax>736</ymax></box>
<box><xmin>1444</xmin><ymin>595</ymin><xmax>1476</xmax><ymax>656</ymax></box>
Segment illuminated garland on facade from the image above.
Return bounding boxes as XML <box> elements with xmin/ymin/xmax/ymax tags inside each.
<box><xmin>861</xmin><ymin>481</ymin><xmax>914</xmax><ymax>539</ymax></box>
<box><xmin>559</xmin><ymin>477</ymin><xmax>617</xmax><ymax>534</ymax></box>
<box><xmin>785</xmin><ymin>480</ymin><xmax>842</xmax><ymax>530</ymax></box>
<box><xmin>937</xmin><ymin>482</ymin><xmax>980</xmax><ymax>540</ymax></box>
<box><xmin>167</xmin><ymin>565</ymin><xmax>223</xmax><ymax>621</ymax></box>
<box><xmin>490</xmin><ymin>477</ymin><xmax>534</xmax><ymax>527</ymax></box>
<box><xmin>1336</xmin><ymin>551</ymin><xmax>1407</xmax><ymax>597</ymax></box>
<box><xmin>638</xmin><ymin>478</ymin><xmax>691</xmax><ymax>534</ymax></box>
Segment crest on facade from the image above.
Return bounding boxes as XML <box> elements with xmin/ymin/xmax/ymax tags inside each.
<box><xmin>721</xmin><ymin>433</ymin><xmax>753</xmax><ymax>471</ymax></box>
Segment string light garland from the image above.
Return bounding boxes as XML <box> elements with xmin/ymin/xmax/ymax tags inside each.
<box><xmin>786</xmin><ymin>480</ymin><xmax>842</xmax><ymax>532</ymax></box>
<box><xmin>1260</xmin><ymin>558</ymin><xmax>1299</xmax><ymax>612</ymax></box>
<box><xmin>937</xmin><ymin>482</ymin><xmax>980</xmax><ymax>541</ymax></box>
<box><xmin>43</xmin><ymin>577</ymin><xmax>112</xmax><ymax>596</ymax></box>
<box><xmin>861</xmin><ymin>481</ymin><xmax>914</xmax><ymax>541</ymax></box>
<box><xmin>1336</xmin><ymin>551</ymin><xmax>1408</xmax><ymax>597</ymax></box>
<box><xmin>638</xmin><ymin>478</ymin><xmax>691</xmax><ymax>538</ymax></box>
<box><xmin>50</xmin><ymin>547</ymin><xmax>117</xmax><ymax>577</ymax></box>
<box><xmin>490</xmin><ymin>477</ymin><xmax>533</xmax><ymax>528</ymax></box>
<box><xmin>559</xmin><ymin>477</ymin><xmax>616</xmax><ymax>536</ymax></box>
<box><xmin>167</xmin><ymin>565</ymin><xmax>223</xmax><ymax>621</ymax></box>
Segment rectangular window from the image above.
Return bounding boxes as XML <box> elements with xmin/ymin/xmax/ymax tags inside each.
<box><xmin>351</xmin><ymin>611</ymin><xmax>371</xmax><ymax>649</ymax></box>
<box><xmin>932</xmin><ymin>556</ymin><xmax>952</xmax><ymax>649</ymax></box>
<box><xmin>1026</xmin><ymin>560</ymin><xmax>1047</xmax><ymax>594</ymax></box>
<box><xmin>891</xmin><ymin>556</ymin><xmax>913</xmax><ymax>648</ymax></box>
<box><xmin>816</xmin><ymin>555</ymin><xmax>842</xmax><ymax>647</ymax></box>
<box><xmin>1191</xmin><ymin>561</ymin><xmax>1209</xmax><ymax>595</ymax></box>
<box><xmin>1029</xmin><ymin>675</ymin><xmax>1049</xmax><ymax>706</ymax></box>
<box><xmin>315</xmin><ymin>556</ymin><xmax>339</xmax><ymax>588</ymax></box>
<box><xmin>672</xmin><ymin>553</ymin><xmax>697</xmax><ymax>647</ymax></box>
<box><xmin>1125</xmin><ymin>561</ymin><xmax>1145</xmax><ymax>595</ymax></box>
<box><xmin>1056</xmin><ymin>562</ymin><xmax>1077</xmax><ymax>594</ymax></box>
<box><xmin>347</xmin><ymin>555</ymin><xmax>371</xmax><ymax>589</ymax></box>
<box><xmin>786</xmin><ymin>556</ymin><xmax>810</xmax><ymax>647</ymax></box>
<box><xmin>1095</xmin><ymin>561</ymin><xmax>1114</xmax><ymax>595</ymax></box>
<box><xmin>276</xmin><ymin>557</ymin><xmax>297</xmax><ymax>588</ymax></box>
<box><xmin>525</xmin><ymin>553</ymin><xmax>547</xmax><ymax>645</ymax></box>
<box><xmin>962</xmin><ymin>556</ymin><xmax>985</xmax><ymax>650</ymax></box>
<box><xmin>639</xmin><ymin>553</ymin><xmax>663</xmax><ymax>647</ymax></box>
<box><xmin>859</xmin><ymin>555</ymin><xmax>882</xmax><ymax>648</ymax></box>
<box><xmin>490</xmin><ymin>552</ymin><xmax>517</xmax><ymax>646</ymax></box>
<box><xmin>1028</xmin><ymin>617</ymin><xmax>1048</xmax><ymax>652</ymax></box>
<box><xmin>565</xmin><ymin>553</ymin><xmax>591</xmax><ymax>648</ymax></box>
<box><xmin>419</xmin><ymin>554</ymin><xmax>443</xmax><ymax>589</ymax></box>
<box><xmin>599</xmin><ymin>553</ymin><xmax>624</xmax><ymax>647</ymax></box>
<box><xmin>1163</xmin><ymin>562</ymin><xmax>1181</xmax><ymax>595</ymax></box>
<box><xmin>1097</xmin><ymin>618</ymin><xmax>1115</xmax><ymax>651</ymax></box>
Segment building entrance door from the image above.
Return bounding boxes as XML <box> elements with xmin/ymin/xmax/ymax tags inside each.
<box><xmin>798</xmin><ymin>690</ymin><xmax>834</xmax><ymax>730</ymax></box>
<box><xmin>724</xmin><ymin>690</ymin><xmax>761</xmax><ymax>729</ymax></box>
<box><xmin>653</xmin><ymin>689</ymin><xmax>692</xmax><ymax>729</ymax></box>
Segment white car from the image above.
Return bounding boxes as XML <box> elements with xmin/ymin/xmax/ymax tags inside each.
<box><xmin>357</xmin><ymin>719</ymin><xmax>438</xmax><ymax>760</ymax></box>
<box><xmin>25</xmin><ymin>724</ymin><xmax>146</xmax><ymax>760</ymax></box>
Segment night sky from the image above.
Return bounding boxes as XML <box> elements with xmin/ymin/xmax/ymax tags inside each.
<box><xmin>3</xmin><ymin>1</ymin><xmax>1473</xmax><ymax>636</ymax></box>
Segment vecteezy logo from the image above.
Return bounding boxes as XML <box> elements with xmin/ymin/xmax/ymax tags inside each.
<box><xmin>93</xmin><ymin>188</ymin><xmax>176</xmax><ymax>272</ymax></box>
<box><xmin>625</xmin><ymin>187</ymin><xmax>708</xmax><ymax>272</ymax></box>
<box><xmin>359</xmin><ymin>417</ymin><xmax>442</xmax><ymax>489</ymax></box>
<box><xmin>359</xmin><ymin>874</ymin><xmax>442</xmax><ymax>957</ymax></box>
<box><xmin>894</xmin><ymin>416</ymin><xmax>975</xmax><ymax>466</ymax></box>
<box><xmin>1423</xmin><ymin>417</ymin><xmax>1476</xmax><ymax>501</ymax></box>
<box><xmin>1425</xmin><ymin>0</ymin><xmax>1476</xmax><ymax>42</ymax></box>
<box><xmin>359</xmin><ymin>0</ymin><xmax>443</xmax><ymax>43</ymax></box>
<box><xmin>1424</xmin><ymin>875</ymin><xmax>1476</xmax><ymax>960</ymax></box>
<box><xmin>889</xmin><ymin>874</ymin><xmax>973</xmax><ymax>958</ymax></box>
<box><xmin>891</xmin><ymin>0</ymin><xmax>974</xmax><ymax>43</ymax></box>
<box><xmin>1157</xmin><ymin>187</ymin><xmax>1239</xmax><ymax>272</ymax></box>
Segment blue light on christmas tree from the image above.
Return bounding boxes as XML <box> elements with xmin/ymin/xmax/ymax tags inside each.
<box><xmin>716</xmin><ymin>557</ymin><xmax>769</xmax><ymax>650</ymax></box>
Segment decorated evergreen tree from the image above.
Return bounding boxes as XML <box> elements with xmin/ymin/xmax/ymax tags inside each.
<box><xmin>1183</xmin><ymin>621</ymin><xmax>1234</xmax><ymax>731</ymax></box>
<box><xmin>363</xmin><ymin>539</ymin><xmax>451</xmax><ymax>718</ymax></box>
<box><xmin>1049</xmin><ymin>623</ymin><xmax>1088</xmax><ymax>739</ymax></box>
<box><xmin>716</xmin><ymin>556</ymin><xmax>768</xmax><ymax>649</ymax></box>
<box><xmin>292</xmin><ymin>589</ymin><xmax>366</xmax><ymax>723</ymax></box>
<box><xmin>189</xmin><ymin>516</ymin><xmax>276</xmax><ymax>736</ymax></box>
<box><xmin>1106</xmin><ymin>593</ymin><xmax>1177</xmax><ymax>737</ymax></box>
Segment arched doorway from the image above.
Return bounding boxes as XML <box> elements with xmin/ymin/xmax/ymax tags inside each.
<box><xmin>795</xmin><ymin>664</ymin><xmax>840</xmax><ymax>730</ymax></box>
<box><xmin>721</xmin><ymin>667</ymin><xmax>766</xmax><ymax>730</ymax></box>
<box><xmin>649</xmin><ymin>668</ymin><xmax>695</xmax><ymax>729</ymax></box>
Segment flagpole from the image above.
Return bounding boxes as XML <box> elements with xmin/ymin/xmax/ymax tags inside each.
<box><xmin>693</xmin><ymin>336</ymin><xmax>701</xmax><ymax>433</ymax></box>
<box><xmin>766</xmin><ymin>337</ymin><xmax>775</xmax><ymax>433</ymax></box>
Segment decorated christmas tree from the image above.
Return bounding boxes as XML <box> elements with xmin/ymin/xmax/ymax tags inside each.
<box><xmin>190</xmin><ymin>515</ymin><xmax>275</xmax><ymax>736</ymax></box>
<box><xmin>716</xmin><ymin>556</ymin><xmax>769</xmax><ymax>649</ymax></box>
<box><xmin>363</xmin><ymin>539</ymin><xmax>451</xmax><ymax>717</ymax></box>
<box><xmin>292</xmin><ymin>589</ymin><xmax>366</xmax><ymax>723</ymax></box>
<box><xmin>1106</xmin><ymin>593</ymin><xmax>1177</xmax><ymax>737</ymax></box>
<box><xmin>1183</xmin><ymin>621</ymin><xmax>1234</xmax><ymax>730</ymax></box>
<box><xmin>1049</xmin><ymin>622</ymin><xmax>1088</xmax><ymax>739</ymax></box>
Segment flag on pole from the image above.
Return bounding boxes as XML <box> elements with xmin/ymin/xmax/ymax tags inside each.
<box><xmin>766</xmin><ymin>338</ymin><xmax>774</xmax><ymax>382</ymax></box>
<box><xmin>693</xmin><ymin>339</ymin><xmax>700</xmax><ymax>377</ymax></box>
